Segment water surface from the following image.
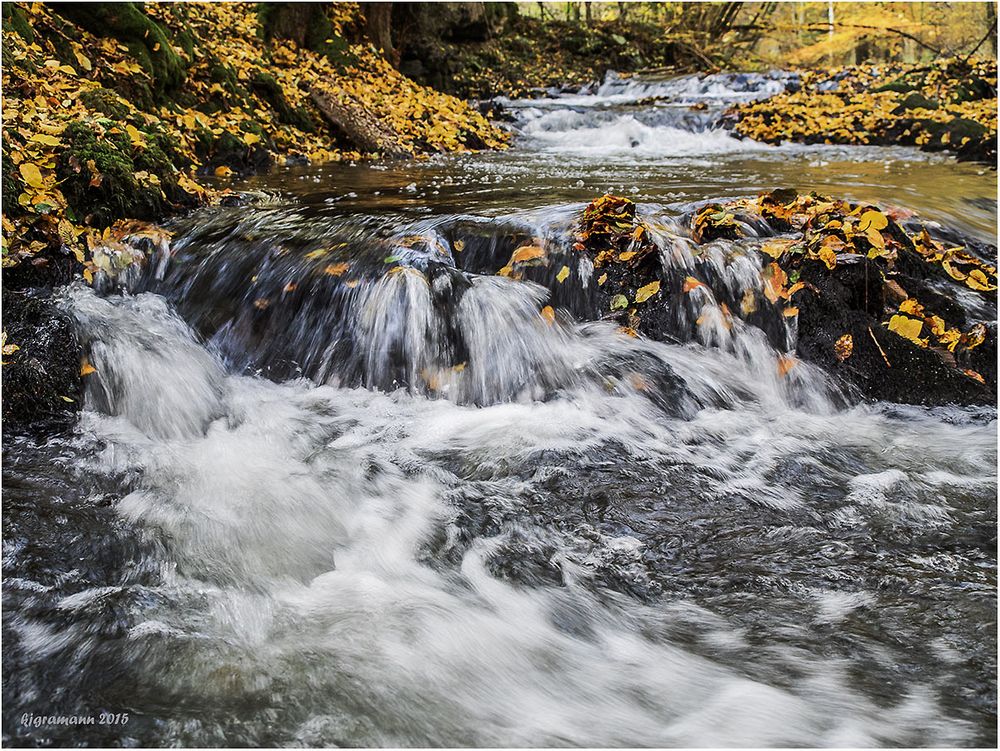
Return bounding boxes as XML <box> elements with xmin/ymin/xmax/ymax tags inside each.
<box><xmin>3</xmin><ymin>71</ymin><xmax>996</xmax><ymax>747</ymax></box>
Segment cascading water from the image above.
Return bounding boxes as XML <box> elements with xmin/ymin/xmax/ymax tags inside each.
<box><xmin>4</xmin><ymin>72</ymin><xmax>996</xmax><ymax>747</ymax></box>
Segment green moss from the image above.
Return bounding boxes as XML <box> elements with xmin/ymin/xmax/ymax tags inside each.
<box><xmin>79</xmin><ymin>88</ymin><xmax>132</xmax><ymax>120</ymax></box>
<box><xmin>2</xmin><ymin>147</ymin><xmax>24</xmax><ymax>218</ymax></box>
<box><xmin>50</xmin><ymin>3</ymin><xmax>186</xmax><ymax>95</ymax></box>
<box><xmin>57</xmin><ymin>119</ymin><xmax>184</xmax><ymax>227</ymax></box>
<box><xmin>894</xmin><ymin>92</ymin><xmax>939</xmax><ymax>112</ymax></box>
<box><xmin>1</xmin><ymin>4</ymin><xmax>35</xmax><ymax>43</ymax></box>
<box><xmin>250</xmin><ymin>70</ymin><xmax>316</xmax><ymax>132</ymax></box>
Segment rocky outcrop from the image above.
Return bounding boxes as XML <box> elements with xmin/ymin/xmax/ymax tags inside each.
<box><xmin>2</xmin><ymin>290</ymin><xmax>83</xmax><ymax>434</ymax></box>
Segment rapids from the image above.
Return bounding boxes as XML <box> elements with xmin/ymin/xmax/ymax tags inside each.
<box><xmin>3</xmin><ymin>71</ymin><xmax>997</xmax><ymax>747</ymax></box>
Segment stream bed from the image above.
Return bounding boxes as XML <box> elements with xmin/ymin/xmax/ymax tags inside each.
<box><xmin>3</xmin><ymin>72</ymin><xmax>997</xmax><ymax>747</ymax></box>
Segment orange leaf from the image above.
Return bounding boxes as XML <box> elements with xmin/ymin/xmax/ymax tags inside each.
<box><xmin>324</xmin><ymin>262</ymin><xmax>349</xmax><ymax>276</ymax></box>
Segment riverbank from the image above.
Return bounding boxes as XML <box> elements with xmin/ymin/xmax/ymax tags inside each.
<box><xmin>733</xmin><ymin>58</ymin><xmax>998</xmax><ymax>163</ymax></box>
<box><xmin>1</xmin><ymin>2</ymin><xmax>506</xmax><ymax>272</ymax></box>
<box><xmin>1</xmin><ymin>1</ymin><xmax>510</xmax><ymax>430</ymax></box>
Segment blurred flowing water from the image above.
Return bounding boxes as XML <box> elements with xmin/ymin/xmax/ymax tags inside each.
<box><xmin>3</xmin><ymin>72</ymin><xmax>996</xmax><ymax>747</ymax></box>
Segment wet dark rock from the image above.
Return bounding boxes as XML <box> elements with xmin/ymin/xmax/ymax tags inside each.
<box><xmin>794</xmin><ymin>259</ymin><xmax>994</xmax><ymax>406</ymax></box>
<box><xmin>2</xmin><ymin>245</ymin><xmax>80</xmax><ymax>292</ymax></box>
<box><xmin>2</xmin><ymin>290</ymin><xmax>83</xmax><ymax>435</ymax></box>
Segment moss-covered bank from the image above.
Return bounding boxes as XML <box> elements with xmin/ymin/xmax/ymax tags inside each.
<box><xmin>733</xmin><ymin>58</ymin><xmax>998</xmax><ymax>164</ymax></box>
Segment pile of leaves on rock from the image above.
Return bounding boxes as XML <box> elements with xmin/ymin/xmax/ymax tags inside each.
<box><xmin>1</xmin><ymin>2</ymin><xmax>507</xmax><ymax>273</ymax></box>
<box><xmin>531</xmin><ymin>191</ymin><xmax>995</xmax><ymax>406</ymax></box>
<box><xmin>733</xmin><ymin>57</ymin><xmax>997</xmax><ymax>163</ymax></box>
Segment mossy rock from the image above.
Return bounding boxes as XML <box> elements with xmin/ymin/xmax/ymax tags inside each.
<box><xmin>250</xmin><ymin>70</ymin><xmax>317</xmax><ymax>132</ymax></box>
<box><xmin>57</xmin><ymin>119</ymin><xmax>185</xmax><ymax>227</ymax></box>
<box><xmin>892</xmin><ymin>91</ymin><xmax>938</xmax><ymax>114</ymax></box>
<box><xmin>874</xmin><ymin>75</ymin><xmax>923</xmax><ymax>95</ymax></box>
<box><xmin>50</xmin><ymin>3</ymin><xmax>186</xmax><ymax>95</ymax></box>
<box><xmin>79</xmin><ymin>87</ymin><xmax>132</xmax><ymax>120</ymax></box>
<box><xmin>192</xmin><ymin>127</ymin><xmax>272</xmax><ymax>175</ymax></box>
<box><xmin>2</xmin><ymin>147</ymin><xmax>24</xmax><ymax>219</ymax></box>
<box><xmin>256</xmin><ymin>3</ymin><xmax>355</xmax><ymax>69</ymax></box>
<box><xmin>1</xmin><ymin>4</ymin><xmax>35</xmax><ymax>43</ymax></box>
<box><xmin>950</xmin><ymin>76</ymin><xmax>996</xmax><ymax>103</ymax></box>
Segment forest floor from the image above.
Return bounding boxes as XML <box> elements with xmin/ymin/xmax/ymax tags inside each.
<box><xmin>1</xmin><ymin>2</ymin><xmax>506</xmax><ymax>273</ymax></box>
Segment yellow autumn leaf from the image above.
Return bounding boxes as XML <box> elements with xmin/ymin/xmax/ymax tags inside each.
<box><xmin>963</xmin><ymin>369</ymin><xmax>986</xmax><ymax>385</ymax></box>
<box><xmin>682</xmin><ymin>276</ymin><xmax>704</xmax><ymax>293</ymax></box>
<box><xmin>19</xmin><ymin>162</ymin><xmax>44</xmax><ymax>189</ymax></box>
<box><xmin>857</xmin><ymin>210</ymin><xmax>888</xmax><ymax>233</ymax></box>
<box><xmin>887</xmin><ymin>314</ymin><xmax>925</xmax><ymax>345</ymax></box>
<box><xmin>243</xmin><ymin>132</ymin><xmax>262</xmax><ymax>146</ymax></box>
<box><xmin>214</xmin><ymin>166</ymin><xmax>234</xmax><ymax>177</ymax></box>
<box><xmin>597</xmin><ymin>273</ymin><xmax>608</xmax><ymax>286</ymax></box>
<box><xmin>818</xmin><ymin>245</ymin><xmax>837</xmax><ymax>269</ymax></box>
<box><xmin>29</xmin><ymin>133</ymin><xmax>61</xmax><ymax>147</ymax></box>
<box><xmin>634</xmin><ymin>280</ymin><xmax>660</xmax><ymax>303</ymax></box>
<box><xmin>540</xmin><ymin>305</ymin><xmax>555</xmax><ymax>324</ymax></box>
<box><xmin>556</xmin><ymin>265</ymin><xmax>570</xmax><ymax>283</ymax></box>
<box><xmin>966</xmin><ymin>269</ymin><xmax>996</xmax><ymax>292</ymax></box>
<box><xmin>125</xmin><ymin>124</ymin><xmax>145</xmax><ymax>147</ymax></box>
<box><xmin>74</xmin><ymin>51</ymin><xmax>92</xmax><ymax>71</ymax></box>
<box><xmin>777</xmin><ymin>354</ymin><xmax>798</xmax><ymax>377</ymax></box>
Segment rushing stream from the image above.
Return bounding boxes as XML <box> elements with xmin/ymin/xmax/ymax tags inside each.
<box><xmin>3</xmin><ymin>72</ymin><xmax>997</xmax><ymax>747</ymax></box>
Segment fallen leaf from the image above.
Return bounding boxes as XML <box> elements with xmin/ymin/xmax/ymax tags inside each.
<box><xmin>834</xmin><ymin>333</ymin><xmax>853</xmax><ymax>361</ymax></box>
<box><xmin>966</xmin><ymin>269</ymin><xmax>996</xmax><ymax>292</ymax></box>
<box><xmin>540</xmin><ymin>305</ymin><xmax>555</xmax><ymax>324</ymax></box>
<box><xmin>777</xmin><ymin>354</ymin><xmax>797</xmax><ymax>377</ymax></box>
<box><xmin>511</xmin><ymin>245</ymin><xmax>544</xmax><ymax>264</ymax></box>
<box><xmin>887</xmin><ymin>314</ymin><xmax>924</xmax><ymax>345</ymax></box>
<box><xmin>634</xmin><ymin>280</ymin><xmax>660</xmax><ymax>303</ymax></box>
<box><xmin>857</xmin><ymin>210</ymin><xmax>888</xmax><ymax>233</ymax></box>
<box><xmin>19</xmin><ymin>162</ymin><xmax>44</xmax><ymax>189</ymax></box>
<box><xmin>324</xmin><ymin>262</ymin><xmax>349</xmax><ymax>276</ymax></box>
<box><xmin>682</xmin><ymin>276</ymin><xmax>704</xmax><ymax>293</ymax></box>
<box><xmin>610</xmin><ymin>294</ymin><xmax>629</xmax><ymax>311</ymax></box>
<box><xmin>963</xmin><ymin>369</ymin><xmax>986</xmax><ymax>385</ymax></box>
<box><xmin>556</xmin><ymin>265</ymin><xmax>570</xmax><ymax>283</ymax></box>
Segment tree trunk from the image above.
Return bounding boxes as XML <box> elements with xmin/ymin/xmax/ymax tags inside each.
<box><xmin>361</xmin><ymin>3</ymin><xmax>397</xmax><ymax>64</ymax></box>
<box><xmin>585</xmin><ymin>1</ymin><xmax>592</xmax><ymax>24</ymax></box>
<box><xmin>310</xmin><ymin>85</ymin><xmax>411</xmax><ymax>158</ymax></box>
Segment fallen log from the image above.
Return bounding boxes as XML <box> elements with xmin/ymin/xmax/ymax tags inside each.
<box><xmin>310</xmin><ymin>85</ymin><xmax>411</xmax><ymax>158</ymax></box>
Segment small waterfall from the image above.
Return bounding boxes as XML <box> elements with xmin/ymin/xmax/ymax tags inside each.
<box><xmin>8</xmin><ymin>64</ymin><xmax>995</xmax><ymax>749</ymax></box>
